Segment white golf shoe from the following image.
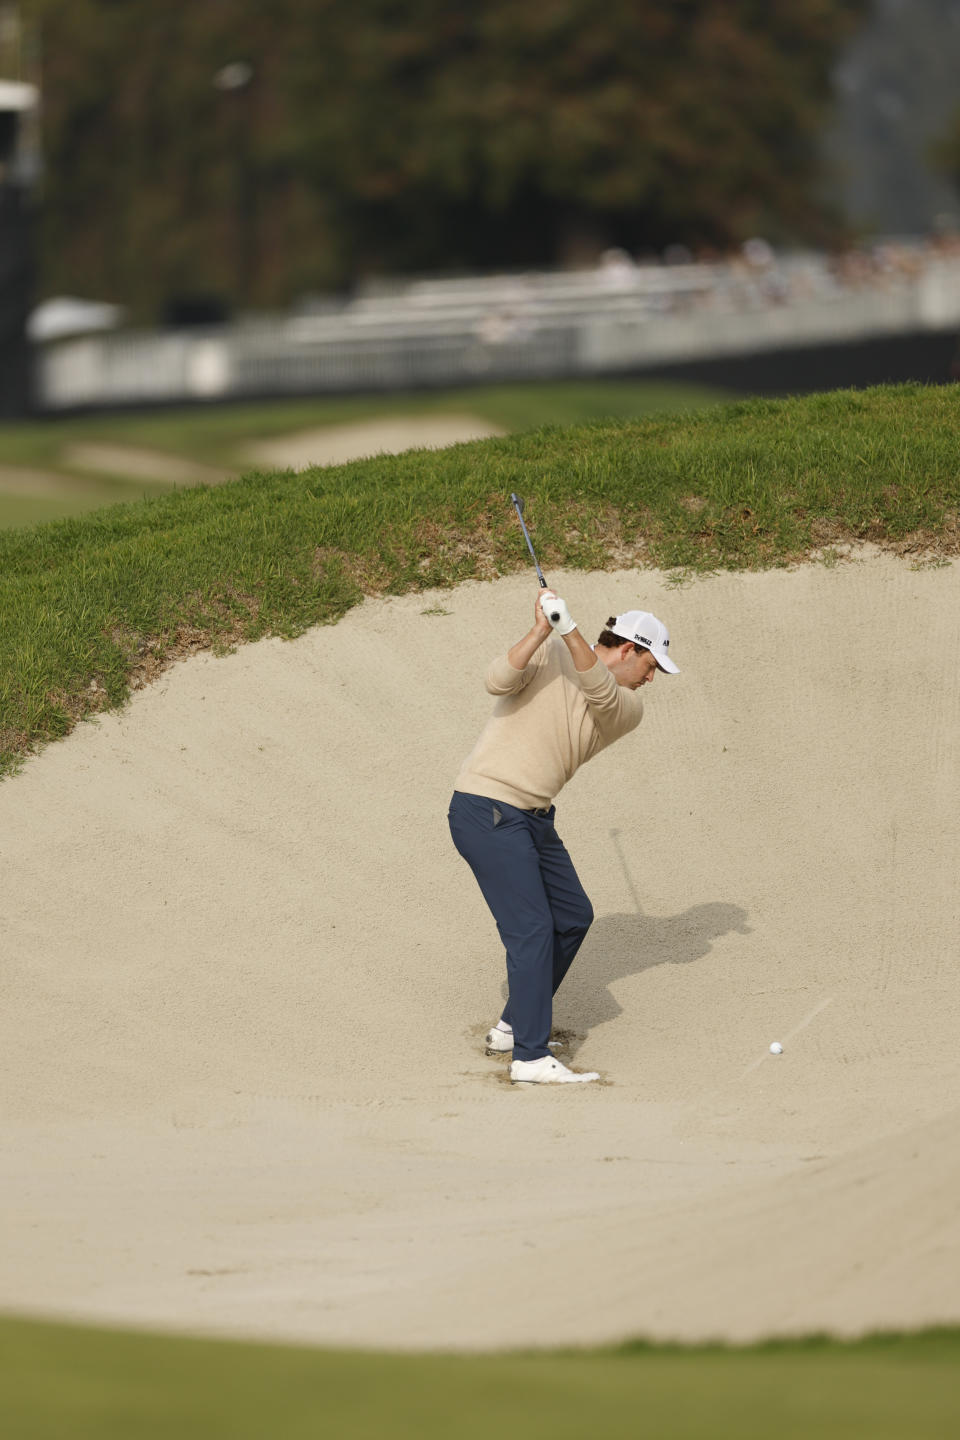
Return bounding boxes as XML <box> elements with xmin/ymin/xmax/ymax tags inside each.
<box><xmin>485</xmin><ymin>1026</ymin><xmax>514</xmax><ymax>1054</ymax></box>
<box><xmin>485</xmin><ymin>1027</ymin><xmax>564</xmax><ymax>1055</ymax></box>
<box><xmin>510</xmin><ymin>1055</ymin><xmax>599</xmax><ymax>1085</ymax></box>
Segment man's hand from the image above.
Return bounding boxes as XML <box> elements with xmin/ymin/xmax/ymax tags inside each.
<box><xmin>542</xmin><ymin>593</ymin><xmax>577</xmax><ymax>636</ymax></box>
<box><xmin>535</xmin><ymin>589</ymin><xmax>556</xmax><ymax>636</ymax></box>
<box><xmin>543</xmin><ymin>594</ymin><xmax>598</xmax><ymax>673</ymax></box>
<box><xmin>508</xmin><ymin>590</ymin><xmax>596</xmax><ymax>674</ymax></box>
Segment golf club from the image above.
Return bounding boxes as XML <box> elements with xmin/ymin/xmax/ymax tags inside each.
<box><xmin>509</xmin><ymin>493</ymin><xmax>560</xmax><ymax>622</ymax></box>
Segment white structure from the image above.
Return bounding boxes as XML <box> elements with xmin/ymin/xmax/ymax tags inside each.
<box><xmin>35</xmin><ymin>243</ymin><xmax>960</xmax><ymax>410</ymax></box>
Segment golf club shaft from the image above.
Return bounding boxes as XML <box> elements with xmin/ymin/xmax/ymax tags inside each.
<box><xmin>509</xmin><ymin>494</ymin><xmax>559</xmax><ymax>620</ymax></box>
<box><xmin>509</xmin><ymin>493</ymin><xmax>546</xmax><ymax>586</ymax></box>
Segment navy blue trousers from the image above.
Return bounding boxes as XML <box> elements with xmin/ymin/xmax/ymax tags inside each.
<box><xmin>448</xmin><ymin>791</ymin><xmax>594</xmax><ymax>1061</ymax></box>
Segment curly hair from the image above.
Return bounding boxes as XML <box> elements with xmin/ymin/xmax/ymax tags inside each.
<box><xmin>596</xmin><ymin>617</ymin><xmax>646</xmax><ymax>653</ymax></box>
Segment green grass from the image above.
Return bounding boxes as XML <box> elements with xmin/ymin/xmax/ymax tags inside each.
<box><xmin>2</xmin><ymin>1316</ymin><xmax>958</xmax><ymax>1439</ymax></box>
<box><xmin>2</xmin><ymin>383</ymin><xmax>958</xmax><ymax>775</ymax></box>
<box><xmin>0</xmin><ymin>378</ymin><xmax>731</xmax><ymax>531</ymax></box>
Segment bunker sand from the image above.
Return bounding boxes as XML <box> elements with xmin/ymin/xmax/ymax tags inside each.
<box><xmin>245</xmin><ymin>414</ymin><xmax>505</xmax><ymax>471</ymax></box>
<box><xmin>2</xmin><ymin>555</ymin><xmax>959</xmax><ymax>1350</ymax></box>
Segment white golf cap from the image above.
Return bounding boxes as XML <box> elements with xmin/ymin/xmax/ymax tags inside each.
<box><xmin>610</xmin><ymin>610</ymin><xmax>679</xmax><ymax>673</ymax></box>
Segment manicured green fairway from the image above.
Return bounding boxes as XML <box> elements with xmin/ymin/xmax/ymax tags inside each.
<box><xmin>2</xmin><ymin>1317</ymin><xmax>958</xmax><ymax>1440</ymax></box>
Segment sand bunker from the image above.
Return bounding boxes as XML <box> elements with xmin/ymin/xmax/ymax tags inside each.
<box><xmin>0</xmin><ymin>464</ymin><xmax>102</xmax><ymax>499</ymax></box>
<box><xmin>2</xmin><ymin>554</ymin><xmax>959</xmax><ymax>1350</ymax></box>
<box><xmin>64</xmin><ymin>444</ymin><xmax>233</xmax><ymax>487</ymax></box>
<box><xmin>245</xmin><ymin>414</ymin><xmax>505</xmax><ymax>471</ymax></box>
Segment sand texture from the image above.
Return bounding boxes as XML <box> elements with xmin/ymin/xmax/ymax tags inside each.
<box><xmin>63</xmin><ymin>444</ymin><xmax>233</xmax><ymax>487</ymax></box>
<box><xmin>244</xmin><ymin>414</ymin><xmax>505</xmax><ymax>471</ymax></box>
<box><xmin>2</xmin><ymin>554</ymin><xmax>959</xmax><ymax>1350</ymax></box>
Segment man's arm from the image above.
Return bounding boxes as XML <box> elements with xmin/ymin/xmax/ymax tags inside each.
<box><xmin>558</xmin><ymin>626</ymin><xmax>600</xmax><ymax>673</ymax></box>
<box><xmin>545</xmin><ymin>596</ymin><xmax>642</xmax><ymax>732</ymax></box>
<box><xmin>506</xmin><ymin>589</ymin><xmax>554</xmax><ymax>668</ymax></box>
<box><xmin>485</xmin><ymin>591</ymin><xmax>554</xmax><ymax>695</ymax></box>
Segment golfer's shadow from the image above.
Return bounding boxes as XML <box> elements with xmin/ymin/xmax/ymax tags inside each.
<box><xmin>502</xmin><ymin>901</ymin><xmax>751</xmax><ymax>1042</ymax></box>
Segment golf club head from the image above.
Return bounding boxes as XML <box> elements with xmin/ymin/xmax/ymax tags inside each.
<box><xmin>510</xmin><ymin>492</ymin><xmax>524</xmax><ymax>514</ymax></box>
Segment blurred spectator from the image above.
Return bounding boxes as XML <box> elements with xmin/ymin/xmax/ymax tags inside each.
<box><xmin>742</xmin><ymin>237</ymin><xmax>775</xmax><ymax>269</ymax></box>
<box><xmin>598</xmin><ymin>247</ymin><xmax>637</xmax><ymax>288</ymax></box>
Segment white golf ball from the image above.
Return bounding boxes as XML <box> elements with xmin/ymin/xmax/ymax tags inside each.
<box><xmin>769</xmin><ymin>1041</ymin><xmax>783</xmax><ymax>1055</ymax></box>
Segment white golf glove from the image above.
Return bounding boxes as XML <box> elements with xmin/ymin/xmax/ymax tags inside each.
<box><xmin>540</xmin><ymin>592</ymin><xmax>577</xmax><ymax>636</ymax></box>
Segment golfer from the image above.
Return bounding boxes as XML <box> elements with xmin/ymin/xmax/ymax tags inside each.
<box><xmin>449</xmin><ymin>588</ymin><xmax>679</xmax><ymax>1085</ymax></box>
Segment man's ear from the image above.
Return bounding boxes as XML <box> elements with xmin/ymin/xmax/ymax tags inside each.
<box><xmin>619</xmin><ymin>642</ymin><xmax>635</xmax><ymax>663</ymax></box>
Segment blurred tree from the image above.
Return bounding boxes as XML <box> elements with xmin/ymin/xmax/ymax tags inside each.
<box><xmin>30</xmin><ymin>0</ymin><xmax>868</xmax><ymax>316</ymax></box>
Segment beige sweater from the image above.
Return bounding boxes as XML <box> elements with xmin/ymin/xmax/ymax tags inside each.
<box><xmin>454</xmin><ymin>635</ymin><xmax>644</xmax><ymax>810</ymax></box>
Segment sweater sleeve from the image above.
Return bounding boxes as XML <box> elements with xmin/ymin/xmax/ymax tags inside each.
<box><xmin>575</xmin><ymin>655</ymin><xmax>644</xmax><ymax>735</ymax></box>
<box><xmin>484</xmin><ymin>651</ymin><xmax>541</xmax><ymax>696</ymax></box>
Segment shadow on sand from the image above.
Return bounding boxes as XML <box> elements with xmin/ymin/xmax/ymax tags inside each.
<box><xmin>573</xmin><ymin>901</ymin><xmax>752</xmax><ymax>1029</ymax></box>
<box><xmin>500</xmin><ymin>900</ymin><xmax>751</xmax><ymax>1045</ymax></box>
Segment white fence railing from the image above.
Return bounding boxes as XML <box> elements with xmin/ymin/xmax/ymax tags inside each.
<box><xmin>35</xmin><ymin>250</ymin><xmax>960</xmax><ymax>411</ymax></box>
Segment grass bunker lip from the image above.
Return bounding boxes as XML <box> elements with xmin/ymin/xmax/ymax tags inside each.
<box><xmin>2</xmin><ymin>381</ymin><xmax>958</xmax><ymax>777</ymax></box>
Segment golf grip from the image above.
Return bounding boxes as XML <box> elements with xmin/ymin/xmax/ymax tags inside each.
<box><xmin>541</xmin><ymin>581</ymin><xmax>561</xmax><ymax>624</ymax></box>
